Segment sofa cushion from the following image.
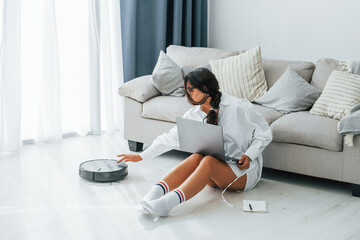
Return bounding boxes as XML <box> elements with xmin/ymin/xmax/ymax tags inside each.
<box><xmin>255</xmin><ymin>67</ymin><xmax>322</xmax><ymax>114</ymax></box>
<box><xmin>142</xmin><ymin>96</ymin><xmax>192</xmax><ymax>122</ymax></box>
<box><xmin>166</xmin><ymin>45</ymin><xmax>241</xmax><ymax>67</ymax></box>
<box><xmin>262</xmin><ymin>58</ymin><xmax>315</xmax><ymax>89</ymax></box>
<box><xmin>310</xmin><ymin>58</ymin><xmax>340</xmax><ymax>90</ymax></box>
<box><xmin>252</xmin><ymin>103</ymin><xmax>284</xmax><ymax>125</ymax></box>
<box><xmin>271</xmin><ymin>111</ymin><xmax>343</xmax><ymax>152</ymax></box>
<box><xmin>210</xmin><ymin>45</ymin><xmax>267</xmax><ymax>102</ymax></box>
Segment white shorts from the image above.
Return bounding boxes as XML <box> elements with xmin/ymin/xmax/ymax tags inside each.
<box><xmin>226</xmin><ymin>159</ymin><xmax>260</xmax><ymax>191</ymax></box>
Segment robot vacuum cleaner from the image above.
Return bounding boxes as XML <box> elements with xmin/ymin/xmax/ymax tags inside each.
<box><xmin>79</xmin><ymin>159</ymin><xmax>128</xmax><ymax>182</ymax></box>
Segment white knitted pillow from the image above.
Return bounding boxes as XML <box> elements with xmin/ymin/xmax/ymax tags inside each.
<box><xmin>310</xmin><ymin>70</ymin><xmax>360</xmax><ymax>120</ymax></box>
<box><xmin>209</xmin><ymin>46</ymin><xmax>267</xmax><ymax>102</ymax></box>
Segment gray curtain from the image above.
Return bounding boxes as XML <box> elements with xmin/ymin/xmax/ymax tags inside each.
<box><xmin>120</xmin><ymin>0</ymin><xmax>208</xmax><ymax>82</ymax></box>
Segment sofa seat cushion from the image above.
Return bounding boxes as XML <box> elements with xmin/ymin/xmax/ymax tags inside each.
<box><xmin>252</xmin><ymin>103</ymin><xmax>284</xmax><ymax>125</ymax></box>
<box><xmin>271</xmin><ymin>111</ymin><xmax>343</xmax><ymax>152</ymax></box>
<box><xmin>142</xmin><ymin>96</ymin><xmax>192</xmax><ymax>123</ymax></box>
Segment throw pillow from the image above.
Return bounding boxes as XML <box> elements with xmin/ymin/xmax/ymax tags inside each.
<box><xmin>255</xmin><ymin>67</ymin><xmax>322</xmax><ymax>114</ymax></box>
<box><xmin>310</xmin><ymin>70</ymin><xmax>360</xmax><ymax>120</ymax></box>
<box><xmin>118</xmin><ymin>75</ymin><xmax>160</xmax><ymax>102</ymax></box>
<box><xmin>209</xmin><ymin>45</ymin><xmax>267</xmax><ymax>102</ymax></box>
<box><xmin>151</xmin><ymin>50</ymin><xmax>184</xmax><ymax>96</ymax></box>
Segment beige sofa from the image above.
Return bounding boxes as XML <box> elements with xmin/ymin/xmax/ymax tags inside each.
<box><xmin>120</xmin><ymin>46</ymin><xmax>360</xmax><ymax>197</ymax></box>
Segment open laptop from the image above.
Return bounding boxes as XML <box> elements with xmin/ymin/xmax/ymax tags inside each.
<box><xmin>176</xmin><ymin>117</ymin><xmax>238</xmax><ymax>162</ymax></box>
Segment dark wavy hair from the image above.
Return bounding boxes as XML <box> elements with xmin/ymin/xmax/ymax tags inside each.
<box><xmin>184</xmin><ymin>68</ymin><xmax>222</xmax><ymax>125</ymax></box>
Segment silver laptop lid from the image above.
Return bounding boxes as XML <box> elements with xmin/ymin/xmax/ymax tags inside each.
<box><xmin>176</xmin><ymin>117</ymin><xmax>226</xmax><ymax>161</ymax></box>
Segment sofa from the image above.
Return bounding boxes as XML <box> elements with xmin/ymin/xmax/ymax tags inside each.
<box><xmin>119</xmin><ymin>45</ymin><xmax>360</xmax><ymax>197</ymax></box>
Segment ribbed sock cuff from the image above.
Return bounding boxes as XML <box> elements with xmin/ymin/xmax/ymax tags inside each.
<box><xmin>174</xmin><ymin>188</ymin><xmax>186</xmax><ymax>203</ymax></box>
<box><xmin>156</xmin><ymin>180</ymin><xmax>169</xmax><ymax>195</ymax></box>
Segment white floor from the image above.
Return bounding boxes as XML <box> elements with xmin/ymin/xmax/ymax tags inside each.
<box><xmin>1</xmin><ymin>134</ymin><xmax>359</xmax><ymax>240</ymax></box>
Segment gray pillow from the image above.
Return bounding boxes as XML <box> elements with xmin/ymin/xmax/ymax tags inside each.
<box><xmin>151</xmin><ymin>50</ymin><xmax>184</xmax><ymax>96</ymax></box>
<box><xmin>255</xmin><ymin>67</ymin><xmax>322</xmax><ymax>114</ymax></box>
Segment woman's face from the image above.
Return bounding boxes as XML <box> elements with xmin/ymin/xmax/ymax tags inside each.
<box><xmin>186</xmin><ymin>82</ymin><xmax>207</xmax><ymax>103</ymax></box>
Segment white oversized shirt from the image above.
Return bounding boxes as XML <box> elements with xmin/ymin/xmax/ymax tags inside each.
<box><xmin>140</xmin><ymin>92</ymin><xmax>272</xmax><ymax>187</ymax></box>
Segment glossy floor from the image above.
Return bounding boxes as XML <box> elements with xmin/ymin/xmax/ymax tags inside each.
<box><xmin>1</xmin><ymin>134</ymin><xmax>359</xmax><ymax>240</ymax></box>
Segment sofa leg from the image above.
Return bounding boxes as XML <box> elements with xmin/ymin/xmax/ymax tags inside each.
<box><xmin>128</xmin><ymin>140</ymin><xmax>143</xmax><ymax>152</ymax></box>
<box><xmin>352</xmin><ymin>184</ymin><xmax>360</xmax><ymax>197</ymax></box>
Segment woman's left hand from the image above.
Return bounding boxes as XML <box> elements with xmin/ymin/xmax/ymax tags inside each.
<box><xmin>237</xmin><ymin>154</ymin><xmax>250</xmax><ymax>170</ymax></box>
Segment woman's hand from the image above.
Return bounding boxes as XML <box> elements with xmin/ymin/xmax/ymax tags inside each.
<box><xmin>237</xmin><ymin>154</ymin><xmax>250</xmax><ymax>170</ymax></box>
<box><xmin>116</xmin><ymin>154</ymin><xmax>143</xmax><ymax>163</ymax></box>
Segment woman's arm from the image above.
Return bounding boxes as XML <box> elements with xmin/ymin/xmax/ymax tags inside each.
<box><xmin>116</xmin><ymin>125</ymin><xmax>179</xmax><ymax>163</ymax></box>
<box><xmin>242</xmin><ymin>101</ymin><xmax>273</xmax><ymax>161</ymax></box>
<box><xmin>139</xmin><ymin>125</ymin><xmax>180</xmax><ymax>160</ymax></box>
<box><xmin>118</xmin><ymin>107</ymin><xmax>195</xmax><ymax>162</ymax></box>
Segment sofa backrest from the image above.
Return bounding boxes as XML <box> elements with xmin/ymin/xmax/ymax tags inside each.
<box><xmin>166</xmin><ymin>45</ymin><xmax>242</xmax><ymax>67</ymax></box>
<box><xmin>262</xmin><ymin>58</ymin><xmax>316</xmax><ymax>90</ymax></box>
<box><xmin>166</xmin><ymin>45</ymin><xmax>323</xmax><ymax>92</ymax></box>
<box><xmin>310</xmin><ymin>58</ymin><xmax>341</xmax><ymax>91</ymax></box>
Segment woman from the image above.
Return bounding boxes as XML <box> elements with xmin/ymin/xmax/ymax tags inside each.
<box><xmin>117</xmin><ymin>68</ymin><xmax>272</xmax><ymax>217</ymax></box>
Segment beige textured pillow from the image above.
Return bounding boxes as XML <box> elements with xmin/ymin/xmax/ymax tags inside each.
<box><xmin>209</xmin><ymin>45</ymin><xmax>267</xmax><ymax>102</ymax></box>
<box><xmin>310</xmin><ymin>70</ymin><xmax>360</xmax><ymax>120</ymax></box>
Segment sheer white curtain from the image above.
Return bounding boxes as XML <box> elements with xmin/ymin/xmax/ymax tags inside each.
<box><xmin>89</xmin><ymin>0</ymin><xmax>124</xmax><ymax>136</ymax></box>
<box><xmin>0</xmin><ymin>0</ymin><xmax>22</xmax><ymax>152</ymax></box>
<box><xmin>21</xmin><ymin>0</ymin><xmax>62</xmax><ymax>143</ymax></box>
<box><xmin>0</xmin><ymin>0</ymin><xmax>124</xmax><ymax>152</ymax></box>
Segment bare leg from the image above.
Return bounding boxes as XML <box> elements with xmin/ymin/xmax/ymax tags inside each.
<box><xmin>179</xmin><ymin>155</ymin><xmax>247</xmax><ymax>200</ymax></box>
<box><xmin>161</xmin><ymin>153</ymin><xmax>204</xmax><ymax>191</ymax></box>
<box><xmin>140</xmin><ymin>155</ymin><xmax>247</xmax><ymax>217</ymax></box>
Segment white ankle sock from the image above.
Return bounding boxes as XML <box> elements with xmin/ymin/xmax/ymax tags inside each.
<box><xmin>142</xmin><ymin>188</ymin><xmax>186</xmax><ymax>217</ymax></box>
<box><xmin>138</xmin><ymin>180</ymin><xmax>170</xmax><ymax>215</ymax></box>
<box><xmin>142</xmin><ymin>180</ymin><xmax>169</xmax><ymax>202</ymax></box>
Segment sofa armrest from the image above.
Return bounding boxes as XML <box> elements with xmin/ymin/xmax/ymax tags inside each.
<box><xmin>118</xmin><ymin>75</ymin><xmax>160</xmax><ymax>103</ymax></box>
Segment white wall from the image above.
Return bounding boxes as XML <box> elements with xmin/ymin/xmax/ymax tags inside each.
<box><xmin>209</xmin><ymin>0</ymin><xmax>360</xmax><ymax>62</ymax></box>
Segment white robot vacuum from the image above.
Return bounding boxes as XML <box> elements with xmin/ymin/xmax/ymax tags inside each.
<box><xmin>79</xmin><ymin>159</ymin><xmax>128</xmax><ymax>182</ymax></box>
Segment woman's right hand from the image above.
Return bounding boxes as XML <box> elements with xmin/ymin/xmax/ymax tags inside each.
<box><xmin>237</xmin><ymin>154</ymin><xmax>250</xmax><ymax>170</ymax></box>
<box><xmin>116</xmin><ymin>154</ymin><xmax>143</xmax><ymax>163</ymax></box>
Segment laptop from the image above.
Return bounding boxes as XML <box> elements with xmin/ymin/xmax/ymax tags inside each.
<box><xmin>176</xmin><ymin>117</ymin><xmax>238</xmax><ymax>162</ymax></box>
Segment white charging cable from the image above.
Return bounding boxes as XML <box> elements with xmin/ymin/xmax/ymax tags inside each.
<box><xmin>221</xmin><ymin>172</ymin><xmax>246</xmax><ymax>207</ymax></box>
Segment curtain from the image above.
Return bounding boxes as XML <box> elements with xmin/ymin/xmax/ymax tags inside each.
<box><xmin>0</xmin><ymin>0</ymin><xmax>124</xmax><ymax>152</ymax></box>
<box><xmin>21</xmin><ymin>0</ymin><xmax>62</xmax><ymax>143</ymax></box>
<box><xmin>120</xmin><ymin>0</ymin><xmax>208</xmax><ymax>83</ymax></box>
<box><xmin>89</xmin><ymin>0</ymin><xmax>124</xmax><ymax>136</ymax></box>
<box><xmin>0</xmin><ymin>0</ymin><xmax>22</xmax><ymax>152</ymax></box>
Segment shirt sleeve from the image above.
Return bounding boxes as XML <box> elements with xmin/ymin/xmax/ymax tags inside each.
<box><xmin>140</xmin><ymin>107</ymin><xmax>194</xmax><ymax>161</ymax></box>
<box><xmin>242</xmin><ymin>101</ymin><xmax>273</xmax><ymax>161</ymax></box>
